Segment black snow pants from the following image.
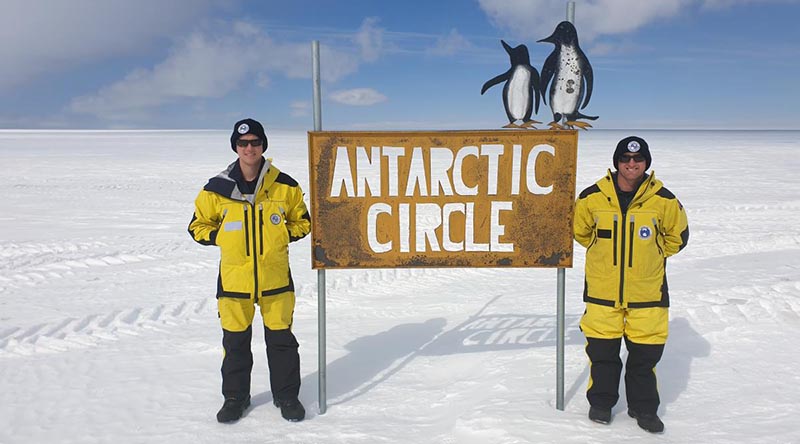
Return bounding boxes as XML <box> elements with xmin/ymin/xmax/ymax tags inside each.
<box><xmin>221</xmin><ymin>326</ymin><xmax>301</xmax><ymax>402</ymax></box>
<box><xmin>586</xmin><ymin>336</ymin><xmax>665</xmax><ymax>414</ymax></box>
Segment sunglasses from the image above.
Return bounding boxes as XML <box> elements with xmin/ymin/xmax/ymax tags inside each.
<box><xmin>236</xmin><ymin>138</ymin><xmax>264</xmax><ymax>148</ymax></box>
<box><xmin>618</xmin><ymin>154</ymin><xmax>646</xmax><ymax>163</ymax></box>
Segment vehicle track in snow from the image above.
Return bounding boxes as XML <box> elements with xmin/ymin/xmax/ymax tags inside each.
<box><xmin>0</xmin><ymin>237</ymin><xmax>216</xmax><ymax>292</ymax></box>
<box><xmin>0</xmin><ymin>255</ymin><xmax>471</xmax><ymax>358</ymax></box>
<box><xmin>678</xmin><ymin>280</ymin><xmax>800</xmax><ymax>331</ymax></box>
<box><xmin>0</xmin><ymin>298</ymin><xmax>213</xmax><ymax>358</ymax></box>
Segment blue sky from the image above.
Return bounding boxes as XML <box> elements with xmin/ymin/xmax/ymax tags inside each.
<box><xmin>2</xmin><ymin>0</ymin><xmax>799</xmax><ymax>130</ymax></box>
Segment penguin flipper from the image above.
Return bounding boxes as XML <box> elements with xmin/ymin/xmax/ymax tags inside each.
<box><xmin>481</xmin><ymin>71</ymin><xmax>510</xmax><ymax>95</ymax></box>
<box><xmin>539</xmin><ymin>52</ymin><xmax>558</xmax><ymax>106</ymax></box>
<box><xmin>578</xmin><ymin>47</ymin><xmax>594</xmax><ymax>109</ymax></box>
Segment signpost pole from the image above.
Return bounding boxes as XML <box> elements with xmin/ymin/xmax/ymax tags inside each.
<box><xmin>555</xmin><ymin>0</ymin><xmax>576</xmax><ymax>413</ymax></box>
<box><xmin>311</xmin><ymin>40</ymin><xmax>327</xmax><ymax>415</ymax></box>
<box><xmin>556</xmin><ymin>267</ymin><xmax>565</xmax><ymax>411</ymax></box>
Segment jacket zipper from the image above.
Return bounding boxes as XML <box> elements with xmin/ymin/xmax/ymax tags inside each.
<box><xmin>628</xmin><ymin>215</ymin><xmax>635</xmax><ymax>268</ymax></box>
<box><xmin>258</xmin><ymin>204</ymin><xmax>264</xmax><ymax>256</ymax></box>
<box><xmin>248</xmin><ymin>203</ymin><xmax>259</xmax><ymax>303</ymax></box>
<box><xmin>612</xmin><ymin>214</ymin><xmax>618</xmax><ymax>267</ymax></box>
<box><xmin>618</xmin><ymin>213</ymin><xmax>626</xmax><ymax>304</ymax></box>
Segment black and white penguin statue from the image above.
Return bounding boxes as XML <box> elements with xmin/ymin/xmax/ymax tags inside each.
<box><xmin>481</xmin><ymin>40</ymin><xmax>541</xmax><ymax>128</ymax></box>
<box><xmin>538</xmin><ymin>21</ymin><xmax>598</xmax><ymax>130</ymax></box>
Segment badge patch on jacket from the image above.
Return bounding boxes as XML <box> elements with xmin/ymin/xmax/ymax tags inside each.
<box><xmin>638</xmin><ymin>226</ymin><xmax>652</xmax><ymax>240</ymax></box>
<box><xmin>270</xmin><ymin>214</ymin><xmax>282</xmax><ymax>225</ymax></box>
<box><xmin>224</xmin><ymin>221</ymin><xmax>243</xmax><ymax>231</ymax></box>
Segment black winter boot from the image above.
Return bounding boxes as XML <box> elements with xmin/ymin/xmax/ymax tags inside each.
<box><xmin>274</xmin><ymin>397</ymin><xmax>305</xmax><ymax>422</ymax></box>
<box><xmin>628</xmin><ymin>409</ymin><xmax>664</xmax><ymax>433</ymax></box>
<box><xmin>588</xmin><ymin>406</ymin><xmax>612</xmax><ymax>424</ymax></box>
<box><xmin>216</xmin><ymin>395</ymin><xmax>251</xmax><ymax>423</ymax></box>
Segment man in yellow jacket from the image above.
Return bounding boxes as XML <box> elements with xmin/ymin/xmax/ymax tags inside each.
<box><xmin>188</xmin><ymin>118</ymin><xmax>311</xmax><ymax>423</ymax></box>
<box><xmin>574</xmin><ymin>136</ymin><xmax>689</xmax><ymax>433</ymax></box>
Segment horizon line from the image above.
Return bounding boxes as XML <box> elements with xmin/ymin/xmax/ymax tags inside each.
<box><xmin>1</xmin><ymin>128</ymin><xmax>799</xmax><ymax>132</ymax></box>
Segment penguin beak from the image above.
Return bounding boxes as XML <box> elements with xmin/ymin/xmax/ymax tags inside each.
<box><xmin>538</xmin><ymin>34</ymin><xmax>555</xmax><ymax>44</ymax></box>
<box><xmin>501</xmin><ymin>40</ymin><xmax>512</xmax><ymax>53</ymax></box>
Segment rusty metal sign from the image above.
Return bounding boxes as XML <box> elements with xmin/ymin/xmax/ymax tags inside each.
<box><xmin>308</xmin><ymin>130</ymin><xmax>577</xmax><ymax>269</ymax></box>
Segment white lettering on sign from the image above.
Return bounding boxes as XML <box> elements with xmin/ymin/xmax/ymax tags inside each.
<box><xmin>330</xmin><ymin>146</ymin><xmax>354</xmax><ymax>197</ymax></box>
<box><xmin>365</xmin><ymin>201</ymin><xmax>514</xmax><ymax>253</ymax></box>
<box><xmin>453</xmin><ymin>146</ymin><xmax>479</xmax><ymax>196</ymax></box>
<box><xmin>430</xmin><ymin>148</ymin><xmax>455</xmax><ymax>196</ymax></box>
<box><xmin>406</xmin><ymin>147</ymin><xmax>428</xmax><ymax>197</ymax></box>
<box><xmin>527</xmin><ymin>144</ymin><xmax>555</xmax><ymax>195</ymax></box>
<box><xmin>331</xmin><ymin>143</ymin><xmax>556</xmax><ymax>254</ymax></box>
<box><xmin>442</xmin><ymin>203</ymin><xmax>465</xmax><ymax>251</ymax></box>
<box><xmin>383</xmin><ymin>146</ymin><xmax>404</xmax><ymax>197</ymax></box>
<box><xmin>482</xmin><ymin>144</ymin><xmax>503</xmax><ymax>195</ymax></box>
<box><xmin>491</xmin><ymin>201</ymin><xmax>514</xmax><ymax>252</ymax></box>
<box><xmin>356</xmin><ymin>146</ymin><xmax>381</xmax><ymax>197</ymax></box>
<box><xmin>367</xmin><ymin>203</ymin><xmax>392</xmax><ymax>253</ymax></box>
<box><xmin>330</xmin><ymin>144</ymin><xmax>554</xmax><ymax>198</ymax></box>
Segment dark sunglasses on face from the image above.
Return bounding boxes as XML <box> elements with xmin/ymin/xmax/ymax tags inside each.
<box><xmin>618</xmin><ymin>154</ymin><xmax>646</xmax><ymax>163</ymax></box>
<box><xmin>236</xmin><ymin>138</ymin><xmax>264</xmax><ymax>148</ymax></box>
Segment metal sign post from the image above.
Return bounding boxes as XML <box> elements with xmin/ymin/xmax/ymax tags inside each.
<box><xmin>556</xmin><ymin>0</ymin><xmax>577</xmax><ymax>413</ymax></box>
<box><xmin>311</xmin><ymin>40</ymin><xmax>327</xmax><ymax>415</ymax></box>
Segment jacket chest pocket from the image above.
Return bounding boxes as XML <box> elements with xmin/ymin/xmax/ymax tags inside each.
<box><xmin>257</xmin><ymin>200</ymin><xmax>290</xmax><ymax>257</ymax></box>
<box><xmin>627</xmin><ymin>210</ymin><xmax>663</xmax><ymax>278</ymax></box>
<box><xmin>586</xmin><ymin>210</ymin><xmax>619</xmax><ymax>276</ymax></box>
<box><xmin>216</xmin><ymin>204</ymin><xmax>251</xmax><ymax>264</ymax></box>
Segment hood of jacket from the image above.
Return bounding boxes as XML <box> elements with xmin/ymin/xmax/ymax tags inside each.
<box><xmin>203</xmin><ymin>157</ymin><xmax>276</xmax><ymax>204</ymax></box>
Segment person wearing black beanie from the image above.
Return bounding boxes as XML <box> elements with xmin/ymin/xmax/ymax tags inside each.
<box><xmin>613</xmin><ymin>135</ymin><xmax>651</xmax><ymax>171</ymax></box>
<box><xmin>230</xmin><ymin>118</ymin><xmax>269</xmax><ymax>153</ymax></box>
<box><xmin>188</xmin><ymin>118</ymin><xmax>310</xmax><ymax>423</ymax></box>
<box><xmin>573</xmin><ymin>135</ymin><xmax>689</xmax><ymax>434</ymax></box>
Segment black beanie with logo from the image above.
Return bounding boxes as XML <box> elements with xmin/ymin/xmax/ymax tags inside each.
<box><xmin>613</xmin><ymin>136</ymin><xmax>651</xmax><ymax>170</ymax></box>
<box><xmin>230</xmin><ymin>118</ymin><xmax>268</xmax><ymax>152</ymax></box>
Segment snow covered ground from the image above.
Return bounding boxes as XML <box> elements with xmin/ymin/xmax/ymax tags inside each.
<box><xmin>1</xmin><ymin>129</ymin><xmax>798</xmax><ymax>444</ymax></box>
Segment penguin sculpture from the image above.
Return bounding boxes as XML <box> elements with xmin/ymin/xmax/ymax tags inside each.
<box><xmin>481</xmin><ymin>40</ymin><xmax>541</xmax><ymax>128</ymax></box>
<box><xmin>538</xmin><ymin>21</ymin><xmax>598</xmax><ymax>130</ymax></box>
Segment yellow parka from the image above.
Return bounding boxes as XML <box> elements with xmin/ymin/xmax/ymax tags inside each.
<box><xmin>188</xmin><ymin>158</ymin><xmax>310</xmax><ymax>301</ymax></box>
<box><xmin>574</xmin><ymin>170</ymin><xmax>688</xmax><ymax>308</ymax></box>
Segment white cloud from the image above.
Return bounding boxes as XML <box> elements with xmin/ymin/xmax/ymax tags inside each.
<box><xmin>477</xmin><ymin>0</ymin><xmax>691</xmax><ymax>42</ymax></box>
<box><xmin>69</xmin><ymin>23</ymin><xmax>360</xmax><ymax>120</ymax></box>
<box><xmin>69</xmin><ymin>32</ymin><xmax>246</xmax><ymax>119</ymax></box>
<box><xmin>355</xmin><ymin>17</ymin><xmax>385</xmax><ymax>62</ymax></box>
<box><xmin>0</xmin><ymin>0</ymin><xmax>226</xmax><ymax>90</ymax></box>
<box><xmin>479</xmin><ymin>0</ymin><xmax>793</xmax><ymax>43</ymax></box>
<box><xmin>701</xmin><ymin>0</ymin><xmax>793</xmax><ymax>8</ymax></box>
<box><xmin>329</xmin><ymin>88</ymin><xmax>387</xmax><ymax>106</ymax></box>
<box><xmin>427</xmin><ymin>29</ymin><xmax>473</xmax><ymax>56</ymax></box>
<box><xmin>290</xmin><ymin>101</ymin><xmax>310</xmax><ymax>117</ymax></box>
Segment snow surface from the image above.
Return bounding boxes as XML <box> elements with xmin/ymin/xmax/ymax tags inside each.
<box><xmin>1</xmin><ymin>129</ymin><xmax>799</xmax><ymax>444</ymax></box>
